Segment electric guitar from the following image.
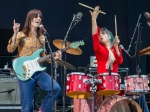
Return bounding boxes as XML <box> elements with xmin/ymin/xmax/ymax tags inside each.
<box><xmin>13</xmin><ymin>41</ymin><xmax>84</xmax><ymax>81</ymax></box>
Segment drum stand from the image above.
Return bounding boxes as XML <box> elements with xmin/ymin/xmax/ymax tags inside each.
<box><xmin>86</xmin><ymin>76</ymin><xmax>101</xmax><ymax>112</ymax></box>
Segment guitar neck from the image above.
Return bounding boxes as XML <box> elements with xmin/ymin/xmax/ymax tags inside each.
<box><xmin>37</xmin><ymin>46</ymin><xmax>71</xmax><ymax>63</ymax></box>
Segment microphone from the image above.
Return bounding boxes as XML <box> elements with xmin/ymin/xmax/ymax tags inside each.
<box><xmin>144</xmin><ymin>12</ymin><xmax>150</xmax><ymax>21</ymax></box>
<box><xmin>144</xmin><ymin>12</ymin><xmax>150</xmax><ymax>26</ymax></box>
<box><xmin>119</xmin><ymin>45</ymin><xmax>131</xmax><ymax>57</ymax></box>
<box><xmin>39</xmin><ymin>24</ymin><xmax>47</xmax><ymax>34</ymax></box>
<box><xmin>74</xmin><ymin>12</ymin><xmax>83</xmax><ymax>25</ymax></box>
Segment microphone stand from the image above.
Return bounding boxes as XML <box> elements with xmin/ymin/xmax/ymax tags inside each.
<box><xmin>44</xmin><ymin>32</ymin><xmax>55</xmax><ymax>112</ymax></box>
<box><xmin>135</xmin><ymin>23</ymin><xmax>142</xmax><ymax>75</ymax></box>
<box><xmin>60</xmin><ymin>14</ymin><xmax>76</xmax><ymax>112</ymax></box>
<box><xmin>127</xmin><ymin>14</ymin><xmax>141</xmax><ymax>53</ymax></box>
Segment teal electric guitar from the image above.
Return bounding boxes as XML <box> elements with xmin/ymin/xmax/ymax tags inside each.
<box><xmin>13</xmin><ymin>41</ymin><xmax>84</xmax><ymax>81</ymax></box>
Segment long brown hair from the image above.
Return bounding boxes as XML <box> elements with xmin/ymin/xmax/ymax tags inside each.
<box><xmin>22</xmin><ymin>9</ymin><xmax>43</xmax><ymax>38</ymax></box>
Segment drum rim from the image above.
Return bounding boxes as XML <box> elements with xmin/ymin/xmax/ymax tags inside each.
<box><xmin>97</xmin><ymin>72</ymin><xmax>119</xmax><ymax>76</ymax></box>
<box><xmin>67</xmin><ymin>72</ymin><xmax>85</xmax><ymax>76</ymax></box>
<box><xmin>124</xmin><ymin>75</ymin><xmax>148</xmax><ymax>78</ymax></box>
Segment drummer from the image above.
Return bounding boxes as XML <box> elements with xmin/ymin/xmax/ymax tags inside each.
<box><xmin>89</xmin><ymin>6</ymin><xmax>123</xmax><ymax>74</ymax></box>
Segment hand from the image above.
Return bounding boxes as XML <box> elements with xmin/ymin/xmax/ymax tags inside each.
<box><xmin>89</xmin><ymin>6</ymin><xmax>100</xmax><ymax>20</ymax></box>
<box><xmin>13</xmin><ymin>19</ymin><xmax>20</xmax><ymax>34</ymax></box>
<box><xmin>113</xmin><ymin>36</ymin><xmax>120</xmax><ymax>47</ymax></box>
<box><xmin>54</xmin><ymin>50</ymin><xmax>62</xmax><ymax>60</ymax></box>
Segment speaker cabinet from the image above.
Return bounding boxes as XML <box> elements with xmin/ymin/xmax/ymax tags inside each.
<box><xmin>0</xmin><ymin>76</ymin><xmax>20</xmax><ymax>105</ymax></box>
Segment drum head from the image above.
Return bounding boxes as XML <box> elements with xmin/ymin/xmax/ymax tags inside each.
<box><xmin>98</xmin><ymin>95</ymin><xmax>142</xmax><ymax>112</ymax></box>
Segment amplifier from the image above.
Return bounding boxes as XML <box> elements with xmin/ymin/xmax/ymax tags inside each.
<box><xmin>0</xmin><ymin>76</ymin><xmax>20</xmax><ymax>105</ymax></box>
<box><xmin>90</xmin><ymin>56</ymin><xmax>97</xmax><ymax>67</ymax></box>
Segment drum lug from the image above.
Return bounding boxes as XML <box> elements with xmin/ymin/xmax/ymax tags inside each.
<box><xmin>103</xmin><ymin>83</ymin><xmax>106</xmax><ymax>88</ymax></box>
<box><xmin>105</xmin><ymin>108</ymin><xmax>109</xmax><ymax>111</ymax></box>
<box><xmin>66</xmin><ymin>85</ymin><xmax>69</xmax><ymax>90</ymax></box>
<box><xmin>115</xmin><ymin>76</ymin><xmax>118</xmax><ymax>80</ymax></box>
<box><xmin>127</xmin><ymin>82</ymin><xmax>130</xmax><ymax>86</ymax></box>
<box><xmin>79</xmin><ymin>75</ymin><xmax>82</xmax><ymax>80</ymax></box>
<box><xmin>67</xmin><ymin>77</ymin><xmax>70</xmax><ymax>81</ymax></box>
<box><xmin>108</xmin><ymin>102</ymin><xmax>112</xmax><ymax>105</ymax></box>
<box><xmin>120</xmin><ymin>79</ymin><xmax>121</xmax><ymax>83</ymax></box>
<box><xmin>103</xmin><ymin>76</ymin><xmax>105</xmax><ymax>80</ymax></box>
<box><xmin>78</xmin><ymin>84</ymin><xmax>81</xmax><ymax>89</ymax></box>
<box><xmin>115</xmin><ymin>83</ymin><xmax>118</xmax><ymax>88</ymax></box>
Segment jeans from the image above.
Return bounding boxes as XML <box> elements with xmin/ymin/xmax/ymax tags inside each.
<box><xmin>138</xmin><ymin>94</ymin><xmax>149</xmax><ymax>112</ymax></box>
<box><xmin>18</xmin><ymin>71</ymin><xmax>61</xmax><ymax>112</ymax></box>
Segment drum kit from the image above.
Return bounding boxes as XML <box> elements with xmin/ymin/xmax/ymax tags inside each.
<box><xmin>52</xmin><ymin>42</ymin><xmax>150</xmax><ymax>112</ymax></box>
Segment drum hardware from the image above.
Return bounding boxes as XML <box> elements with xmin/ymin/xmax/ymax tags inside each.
<box><xmin>137</xmin><ymin>82</ymin><xmax>142</xmax><ymax>84</ymax></box>
<box><xmin>56</xmin><ymin>60</ymin><xmax>76</xmax><ymax>70</ymax></box>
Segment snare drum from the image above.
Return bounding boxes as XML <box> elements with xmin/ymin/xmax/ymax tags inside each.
<box><xmin>97</xmin><ymin>95</ymin><xmax>142</xmax><ymax>112</ymax></box>
<box><xmin>124</xmin><ymin>75</ymin><xmax>149</xmax><ymax>95</ymax></box>
<box><xmin>96</xmin><ymin>73</ymin><xmax>120</xmax><ymax>96</ymax></box>
<box><xmin>66</xmin><ymin>72</ymin><xmax>92</xmax><ymax>99</ymax></box>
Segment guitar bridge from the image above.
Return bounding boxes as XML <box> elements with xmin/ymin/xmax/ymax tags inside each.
<box><xmin>22</xmin><ymin>65</ymin><xmax>27</xmax><ymax>72</ymax></box>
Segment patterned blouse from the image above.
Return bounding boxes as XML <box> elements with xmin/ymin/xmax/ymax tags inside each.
<box><xmin>7</xmin><ymin>31</ymin><xmax>47</xmax><ymax>58</ymax></box>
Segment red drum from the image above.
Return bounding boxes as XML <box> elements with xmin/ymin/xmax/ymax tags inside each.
<box><xmin>124</xmin><ymin>75</ymin><xmax>149</xmax><ymax>95</ymax></box>
<box><xmin>66</xmin><ymin>72</ymin><xmax>92</xmax><ymax>99</ymax></box>
<box><xmin>97</xmin><ymin>95</ymin><xmax>142</xmax><ymax>112</ymax></box>
<box><xmin>96</xmin><ymin>73</ymin><xmax>120</xmax><ymax>96</ymax></box>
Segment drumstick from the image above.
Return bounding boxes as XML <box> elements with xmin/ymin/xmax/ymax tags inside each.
<box><xmin>79</xmin><ymin>3</ymin><xmax>106</xmax><ymax>15</ymax></box>
<box><xmin>115</xmin><ymin>15</ymin><xmax>117</xmax><ymax>36</ymax></box>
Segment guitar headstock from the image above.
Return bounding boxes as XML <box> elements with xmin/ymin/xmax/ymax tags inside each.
<box><xmin>70</xmin><ymin>40</ymin><xmax>85</xmax><ymax>49</ymax></box>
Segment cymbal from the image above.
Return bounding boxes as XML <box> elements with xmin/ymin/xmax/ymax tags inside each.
<box><xmin>56</xmin><ymin>60</ymin><xmax>76</xmax><ymax>70</ymax></box>
<box><xmin>53</xmin><ymin>39</ymin><xmax>82</xmax><ymax>55</ymax></box>
<box><xmin>138</xmin><ymin>46</ymin><xmax>150</xmax><ymax>56</ymax></box>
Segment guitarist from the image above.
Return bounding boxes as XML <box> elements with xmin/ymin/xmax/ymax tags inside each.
<box><xmin>7</xmin><ymin>9</ymin><xmax>62</xmax><ymax>112</ymax></box>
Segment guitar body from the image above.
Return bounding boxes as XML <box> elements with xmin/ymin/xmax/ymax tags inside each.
<box><xmin>13</xmin><ymin>49</ymin><xmax>46</xmax><ymax>81</ymax></box>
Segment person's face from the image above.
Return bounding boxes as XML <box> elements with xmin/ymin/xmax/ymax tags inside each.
<box><xmin>31</xmin><ymin>13</ymin><xmax>41</xmax><ymax>28</ymax></box>
<box><xmin>99</xmin><ymin>31</ymin><xmax>110</xmax><ymax>44</ymax></box>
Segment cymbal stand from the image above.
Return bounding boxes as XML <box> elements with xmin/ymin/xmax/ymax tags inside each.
<box><xmin>135</xmin><ymin>22</ymin><xmax>142</xmax><ymax>75</ymax></box>
<box><xmin>86</xmin><ymin>76</ymin><xmax>101</xmax><ymax>112</ymax></box>
<box><xmin>60</xmin><ymin>14</ymin><xmax>77</xmax><ymax>112</ymax></box>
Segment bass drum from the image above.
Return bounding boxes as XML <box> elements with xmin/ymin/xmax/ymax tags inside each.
<box><xmin>97</xmin><ymin>95</ymin><xmax>142</xmax><ymax>112</ymax></box>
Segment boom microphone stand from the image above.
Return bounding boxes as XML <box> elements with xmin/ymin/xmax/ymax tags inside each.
<box><xmin>43</xmin><ymin>31</ymin><xmax>56</xmax><ymax>112</ymax></box>
<box><xmin>61</xmin><ymin>14</ymin><xmax>76</xmax><ymax>112</ymax></box>
<box><xmin>135</xmin><ymin>23</ymin><xmax>142</xmax><ymax>75</ymax></box>
<box><xmin>60</xmin><ymin>12</ymin><xmax>82</xmax><ymax>112</ymax></box>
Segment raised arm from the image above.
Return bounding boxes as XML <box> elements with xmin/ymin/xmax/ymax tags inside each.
<box><xmin>7</xmin><ymin>19</ymin><xmax>21</xmax><ymax>53</ymax></box>
<box><xmin>90</xmin><ymin>6</ymin><xmax>100</xmax><ymax>35</ymax></box>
